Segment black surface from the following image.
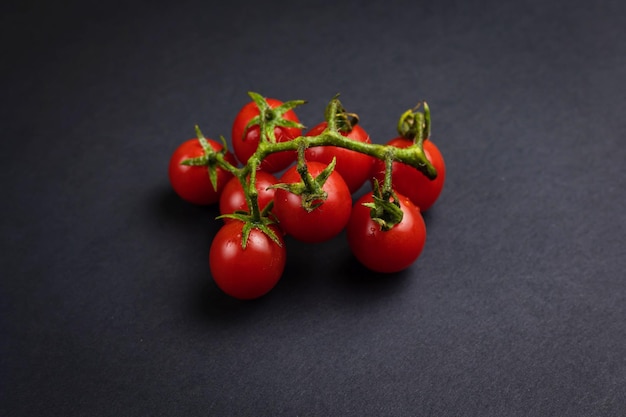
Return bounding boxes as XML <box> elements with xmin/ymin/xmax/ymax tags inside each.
<box><xmin>2</xmin><ymin>0</ymin><xmax>625</xmax><ymax>415</ymax></box>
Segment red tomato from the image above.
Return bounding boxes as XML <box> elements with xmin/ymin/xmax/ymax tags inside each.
<box><xmin>219</xmin><ymin>171</ymin><xmax>278</xmax><ymax>222</ymax></box>
<box><xmin>347</xmin><ymin>191</ymin><xmax>426</xmax><ymax>273</ymax></box>
<box><xmin>273</xmin><ymin>161</ymin><xmax>352</xmax><ymax>243</ymax></box>
<box><xmin>305</xmin><ymin>122</ymin><xmax>375</xmax><ymax>194</ymax></box>
<box><xmin>209</xmin><ymin>221</ymin><xmax>286</xmax><ymax>300</ymax></box>
<box><xmin>371</xmin><ymin>139</ymin><xmax>445</xmax><ymax>211</ymax></box>
<box><xmin>168</xmin><ymin>138</ymin><xmax>237</xmax><ymax>205</ymax></box>
<box><xmin>231</xmin><ymin>98</ymin><xmax>301</xmax><ymax>173</ymax></box>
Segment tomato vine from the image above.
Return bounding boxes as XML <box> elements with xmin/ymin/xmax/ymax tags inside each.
<box><xmin>168</xmin><ymin>91</ymin><xmax>444</xmax><ymax>299</ymax></box>
<box><xmin>199</xmin><ymin>93</ymin><xmax>434</xmax><ymax>233</ymax></box>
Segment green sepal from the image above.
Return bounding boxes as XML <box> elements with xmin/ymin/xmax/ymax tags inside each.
<box><xmin>179</xmin><ymin>124</ymin><xmax>222</xmax><ymax>191</ymax></box>
<box><xmin>269</xmin><ymin>181</ymin><xmax>307</xmax><ymax>196</ymax></box>
<box><xmin>194</xmin><ymin>125</ymin><xmax>213</xmax><ymax>152</ymax></box>
<box><xmin>268</xmin><ymin>157</ymin><xmax>337</xmax><ymax>213</ymax></box>
<box><xmin>313</xmin><ymin>156</ymin><xmax>337</xmax><ymax>187</ymax></box>
<box><xmin>179</xmin><ymin>125</ymin><xmax>214</xmax><ymax>167</ymax></box>
<box><xmin>275</xmin><ymin>118</ymin><xmax>305</xmax><ymax>130</ymax></box>
<box><xmin>196</xmin><ymin>124</ymin><xmax>220</xmax><ymax>191</ymax></box>
<box><xmin>274</xmin><ymin>99</ymin><xmax>307</xmax><ymax>113</ymax></box>
<box><xmin>218</xmin><ymin>135</ymin><xmax>230</xmax><ymax>152</ymax></box>
<box><xmin>363</xmin><ymin>180</ymin><xmax>404</xmax><ymax>231</ymax></box>
<box><xmin>207</xmin><ymin>161</ymin><xmax>219</xmax><ymax>192</ymax></box>
<box><xmin>216</xmin><ymin>212</ymin><xmax>282</xmax><ymax>249</ymax></box>
<box><xmin>242</xmin><ymin>92</ymin><xmax>306</xmax><ymax>143</ymax></box>
<box><xmin>247</xmin><ymin>91</ymin><xmax>270</xmax><ymax>110</ymax></box>
<box><xmin>180</xmin><ymin>156</ymin><xmax>208</xmax><ymax>166</ymax></box>
<box><xmin>242</xmin><ymin>115</ymin><xmax>263</xmax><ymax>140</ymax></box>
<box><xmin>216</xmin><ymin>211</ymin><xmax>250</xmax><ymax>221</ymax></box>
<box><xmin>324</xmin><ymin>94</ymin><xmax>358</xmax><ymax>133</ymax></box>
<box><xmin>269</xmin><ymin>181</ymin><xmax>327</xmax><ymax>212</ymax></box>
<box><xmin>397</xmin><ymin>109</ymin><xmax>414</xmax><ymax>139</ymax></box>
<box><xmin>397</xmin><ymin>103</ymin><xmax>428</xmax><ymax>144</ymax></box>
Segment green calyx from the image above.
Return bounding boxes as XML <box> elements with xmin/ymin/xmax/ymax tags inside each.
<box><xmin>397</xmin><ymin>101</ymin><xmax>431</xmax><ymax>144</ymax></box>
<box><xmin>363</xmin><ymin>180</ymin><xmax>404</xmax><ymax>231</ymax></box>
<box><xmin>324</xmin><ymin>94</ymin><xmax>359</xmax><ymax>133</ymax></box>
<box><xmin>244</xmin><ymin>91</ymin><xmax>306</xmax><ymax>143</ymax></box>
<box><xmin>363</xmin><ymin>151</ymin><xmax>404</xmax><ymax>231</ymax></box>
<box><xmin>217</xmin><ymin>212</ymin><xmax>283</xmax><ymax>249</ymax></box>
<box><xmin>180</xmin><ymin>125</ymin><xmax>233</xmax><ymax>191</ymax></box>
<box><xmin>271</xmin><ymin>146</ymin><xmax>338</xmax><ymax>213</ymax></box>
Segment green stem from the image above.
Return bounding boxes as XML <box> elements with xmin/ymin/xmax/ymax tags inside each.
<box><xmin>215</xmin><ymin>152</ymin><xmax>243</xmax><ymax>177</ymax></box>
<box><xmin>325</xmin><ymin>97</ymin><xmax>340</xmax><ymax>132</ymax></box>
<box><xmin>295</xmin><ymin>141</ymin><xmax>317</xmax><ymax>191</ymax></box>
<box><xmin>254</xmin><ymin>132</ymin><xmax>437</xmax><ymax>179</ymax></box>
<box><xmin>246</xmin><ymin>160</ymin><xmax>262</xmax><ymax>222</ymax></box>
<box><xmin>397</xmin><ymin>109</ymin><xmax>414</xmax><ymax>139</ymax></box>
<box><xmin>382</xmin><ymin>151</ymin><xmax>395</xmax><ymax>200</ymax></box>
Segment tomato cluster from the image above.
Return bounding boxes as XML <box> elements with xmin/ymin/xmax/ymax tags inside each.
<box><xmin>168</xmin><ymin>93</ymin><xmax>446</xmax><ymax>300</ymax></box>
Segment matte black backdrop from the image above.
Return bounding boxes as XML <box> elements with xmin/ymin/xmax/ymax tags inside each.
<box><xmin>2</xmin><ymin>0</ymin><xmax>625</xmax><ymax>416</ymax></box>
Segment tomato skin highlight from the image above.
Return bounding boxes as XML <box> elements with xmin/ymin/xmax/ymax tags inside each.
<box><xmin>209</xmin><ymin>222</ymin><xmax>286</xmax><ymax>300</ymax></box>
<box><xmin>305</xmin><ymin>122</ymin><xmax>375</xmax><ymax>194</ymax></box>
<box><xmin>347</xmin><ymin>192</ymin><xmax>426</xmax><ymax>273</ymax></box>
<box><xmin>273</xmin><ymin>161</ymin><xmax>352</xmax><ymax>243</ymax></box>
<box><xmin>231</xmin><ymin>98</ymin><xmax>301</xmax><ymax>173</ymax></box>
<box><xmin>371</xmin><ymin>139</ymin><xmax>446</xmax><ymax>211</ymax></box>
<box><xmin>219</xmin><ymin>171</ymin><xmax>278</xmax><ymax>222</ymax></box>
<box><xmin>168</xmin><ymin>138</ymin><xmax>237</xmax><ymax>205</ymax></box>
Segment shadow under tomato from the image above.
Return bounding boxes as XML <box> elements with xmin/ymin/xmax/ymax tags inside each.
<box><xmin>153</xmin><ymin>184</ymin><xmax>221</xmax><ymax>225</ymax></box>
<box><xmin>151</xmin><ymin>184</ymin><xmax>223</xmax><ymax>249</ymax></box>
<box><xmin>277</xmin><ymin>231</ymin><xmax>413</xmax><ymax>301</ymax></box>
<box><xmin>278</xmin><ymin>234</ymin><xmax>349</xmax><ymax>286</ymax></box>
<box><xmin>174</xmin><ymin>201</ymin><xmax>418</xmax><ymax>320</ymax></box>
<box><xmin>187</xmin><ymin>275</ymin><xmax>270</xmax><ymax>323</ymax></box>
<box><xmin>331</xmin><ymin>252</ymin><xmax>414</xmax><ymax>295</ymax></box>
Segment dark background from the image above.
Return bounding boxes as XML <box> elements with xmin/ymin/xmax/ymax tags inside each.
<box><xmin>2</xmin><ymin>0</ymin><xmax>625</xmax><ymax>415</ymax></box>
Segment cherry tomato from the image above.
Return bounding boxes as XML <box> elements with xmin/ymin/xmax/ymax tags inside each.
<box><xmin>273</xmin><ymin>161</ymin><xmax>352</xmax><ymax>243</ymax></box>
<box><xmin>209</xmin><ymin>221</ymin><xmax>286</xmax><ymax>300</ymax></box>
<box><xmin>347</xmin><ymin>191</ymin><xmax>426</xmax><ymax>273</ymax></box>
<box><xmin>305</xmin><ymin>122</ymin><xmax>375</xmax><ymax>194</ymax></box>
<box><xmin>168</xmin><ymin>138</ymin><xmax>237</xmax><ymax>205</ymax></box>
<box><xmin>371</xmin><ymin>139</ymin><xmax>445</xmax><ymax>211</ymax></box>
<box><xmin>219</xmin><ymin>171</ymin><xmax>278</xmax><ymax>222</ymax></box>
<box><xmin>231</xmin><ymin>98</ymin><xmax>301</xmax><ymax>173</ymax></box>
